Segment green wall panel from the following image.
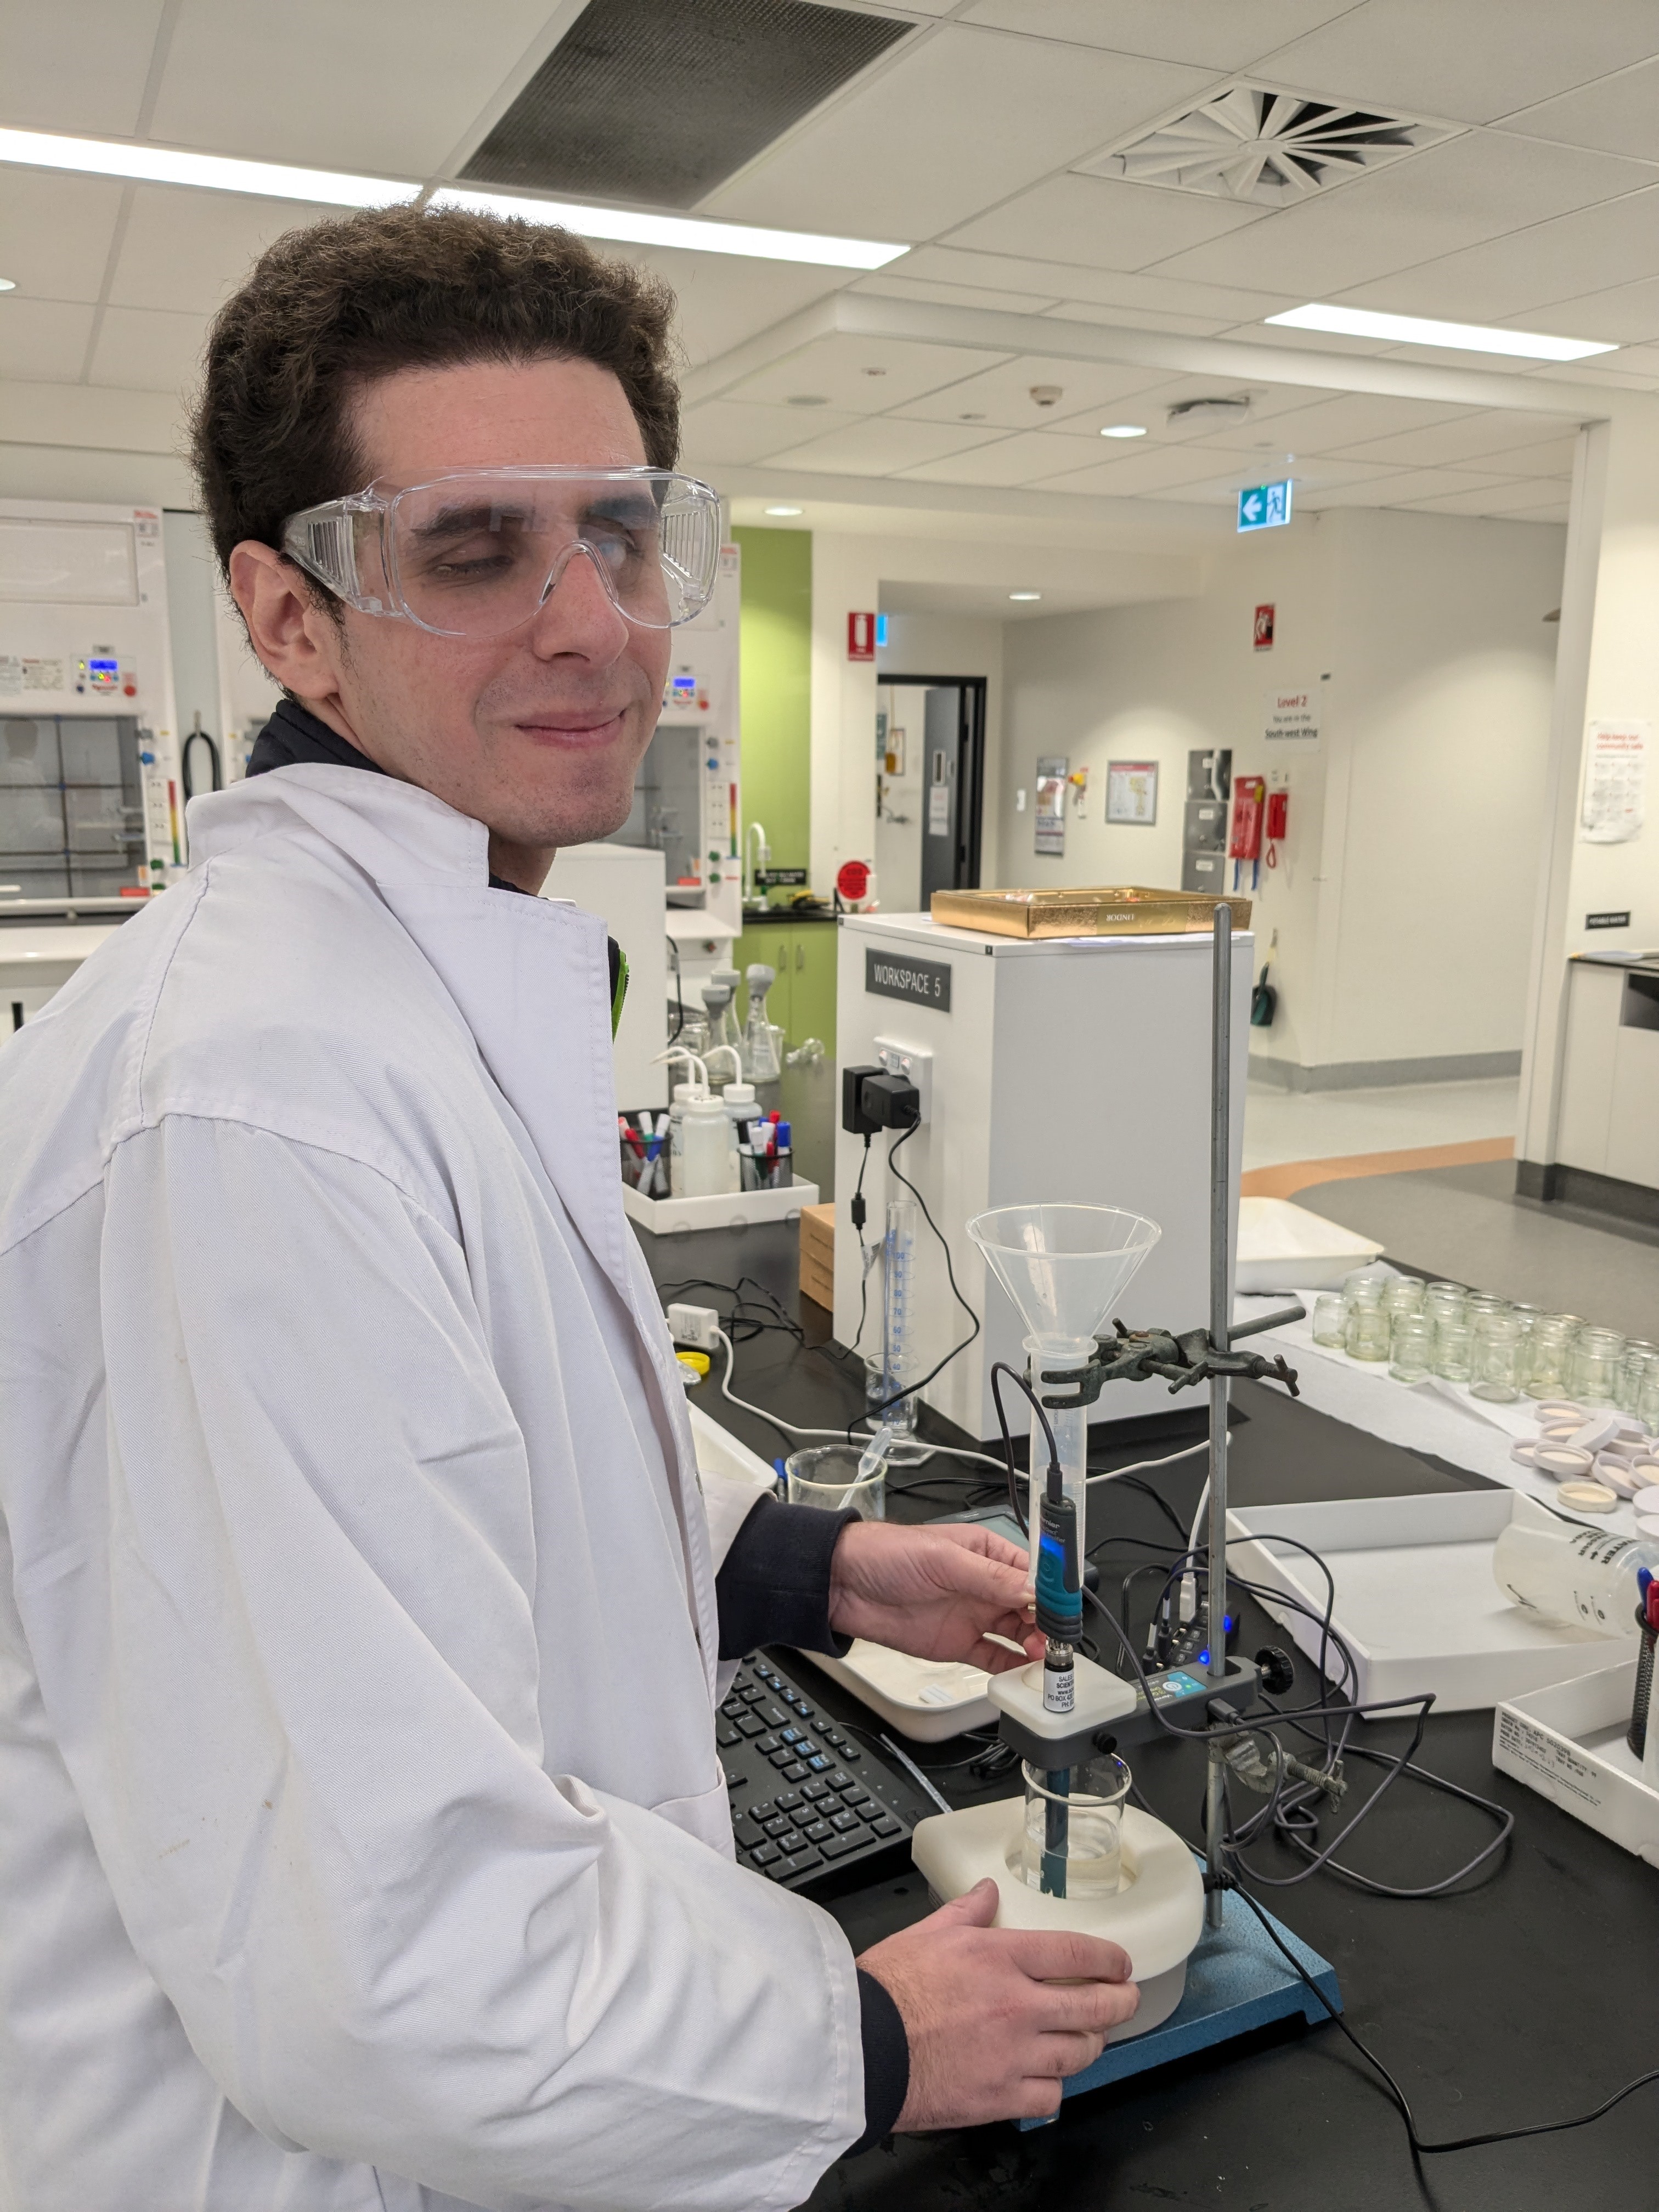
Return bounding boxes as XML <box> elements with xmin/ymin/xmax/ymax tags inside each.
<box><xmin>732</xmin><ymin>525</ymin><xmax>811</xmax><ymax>882</ymax></box>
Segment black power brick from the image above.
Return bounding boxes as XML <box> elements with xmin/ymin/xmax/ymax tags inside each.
<box><xmin>840</xmin><ymin>1064</ymin><xmax>920</xmax><ymax>1136</ymax></box>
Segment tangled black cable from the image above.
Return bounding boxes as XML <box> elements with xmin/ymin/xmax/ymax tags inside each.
<box><xmin>847</xmin><ymin>1124</ymin><xmax>981</xmax><ymax>1440</ymax></box>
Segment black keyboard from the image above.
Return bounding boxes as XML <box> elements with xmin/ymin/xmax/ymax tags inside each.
<box><xmin>721</xmin><ymin>1654</ymin><xmax>930</xmax><ymax>1891</ymax></box>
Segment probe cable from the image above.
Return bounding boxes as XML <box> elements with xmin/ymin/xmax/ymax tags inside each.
<box><xmin>850</xmin><ymin>1124</ymin><xmax>981</xmax><ymax>1438</ymax></box>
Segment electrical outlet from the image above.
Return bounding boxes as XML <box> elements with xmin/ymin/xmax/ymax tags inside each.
<box><xmin>873</xmin><ymin>1037</ymin><xmax>933</xmax><ymax>1125</ymax></box>
<box><xmin>1267</xmin><ymin>763</ymin><xmax>1294</xmax><ymax>789</ymax></box>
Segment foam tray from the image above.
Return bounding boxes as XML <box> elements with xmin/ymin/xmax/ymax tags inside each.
<box><xmin>1227</xmin><ymin>1489</ymin><xmax>1635</xmax><ymax>1712</ymax></box>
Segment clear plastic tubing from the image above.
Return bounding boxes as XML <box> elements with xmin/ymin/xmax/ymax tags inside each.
<box><xmin>881</xmin><ymin>1199</ymin><xmax>918</xmax><ymax>1437</ymax></box>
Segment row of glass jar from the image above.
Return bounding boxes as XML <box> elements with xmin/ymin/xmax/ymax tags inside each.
<box><xmin>1311</xmin><ymin>1269</ymin><xmax>1659</xmax><ymax>1419</ymax></box>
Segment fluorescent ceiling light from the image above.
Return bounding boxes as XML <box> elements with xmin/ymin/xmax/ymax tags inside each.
<box><xmin>1266</xmin><ymin>302</ymin><xmax>1616</xmax><ymax>362</ymax></box>
<box><xmin>1008</xmin><ymin>591</ymin><xmax>1042</xmax><ymax>602</ymax></box>
<box><xmin>0</xmin><ymin>278</ymin><xmax>14</xmax><ymax>292</ymax></box>
<box><xmin>764</xmin><ymin>505</ymin><xmax>803</xmax><ymax>516</ymax></box>
<box><xmin>1099</xmin><ymin>423</ymin><xmax>1147</xmax><ymax>438</ymax></box>
<box><xmin>0</xmin><ymin>126</ymin><xmax>417</xmax><ymax>208</ymax></box>
<box><xmin>433</xmin><ymin>186</ymin><xmax>906</xmax><ymax>270</ymax></box>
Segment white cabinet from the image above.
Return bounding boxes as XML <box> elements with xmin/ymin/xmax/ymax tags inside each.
<box><xmin>1557</xmin><ymin>957</ymin><xmax>1659</xmax><ymax>1194</ymax></box>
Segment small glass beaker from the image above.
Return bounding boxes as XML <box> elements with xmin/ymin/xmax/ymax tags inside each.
<box><xmin>1018</xmin><ymin>1755</ymin><xmax>1131</xmax><ymax>1899</ymax></box>
<box><xmin>1345</xmin><ymin>1302</ymin><xmax>1392</xmax><ymax>1361</ymax></box>
<box><xmin>1434</xmin><ymin>1318</ymin><xmax>1475</xmax><ymax>1384</ymax></box>
<box><xmin>1618</xmin><ymin>1344</ymin><xmax>1658</xmax><ymax>1415</ymax></box>
<box><xmin>1342</xmin><ymin>1266</ymin><xmax>1390</xmax><ymax>1303</ymax></box>
<box><xmin>785</xmin><ymin>1444</ymin><xmax>885</xmax><ymax>1519</ymax></box>
<box><xmin>1312</xmin><ymin>1293</ymin><xmax>1346</xmax><ymax>1347</ymax></box>
<box><xmin>1389</xmin><ymin>1313</ymin><xmax>1436</xmax><ymax>1383</ymax></box>
<box><xmin>1568</xmin><ymin>1326</ymin><xmax>1627</xmax><ymax>1408</ymax></box>
<box><xmin>1471</xmin><ymin>1310</ymin><xmax>1525</xmax><ymax>1402</ymax></box>
<box><xmin>1523</xmin><ymin>1314</ymin><xmax>1582</xmax><ymax>1399</ymax></box>
<box><xmin>1384</xmin><ymin>1277</ymin><xmax>1426</xmax><ymax>1319</ymax></box>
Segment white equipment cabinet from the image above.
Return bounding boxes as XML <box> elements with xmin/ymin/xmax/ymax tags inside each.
<box><xmin>0</xmin><ymin>498</ymin><xmax>184</xmax><ymax>901</ymax></box>
<box><xmin>833</xmin><ymin>913</ymin><xmax>1252</xmax><ymax>1441</ymax></box>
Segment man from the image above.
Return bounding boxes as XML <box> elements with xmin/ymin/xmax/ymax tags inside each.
<box><xmin>0</xmin><ymin>205</ymin><xmax>1136</xmax><ymax>2211</ymax></box>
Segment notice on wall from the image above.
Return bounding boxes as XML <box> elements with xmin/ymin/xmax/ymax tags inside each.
<box><xmin>1265</xmin><ymin>681</ymin><xmax>1321</xmax><ymax>745</ymax></box>
<box><xmin>928</xmin><ymin>785</ymin><xmax>950</xmax><ymax>837</ymax></box>
<box><xmin>1035</xmin><ymin>753</ymin><xmax>1068</xmax><ymax>857</ymax></box>
<box><xmin>1106</xmin><ymin>760</ymin><xmax>1158</xmax><ymax>824</ymax></box>
<box><xmin>1580</xmin><ymin>719</ymin><xmax>1647</xmax><ymax>844</ymax></box>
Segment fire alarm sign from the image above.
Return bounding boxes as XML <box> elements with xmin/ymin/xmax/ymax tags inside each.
<box><xmin>847</xmin><ymin>611</ymin><xmax>876</xmax><ymax>661</ymax></box>
<box><xmin>1254</xmin><ymin>603</ymin><xmax>1276</xmax><ymax>651</ymax></box>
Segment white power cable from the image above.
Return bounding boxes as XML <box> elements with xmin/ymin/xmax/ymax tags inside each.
<box><xmin>714</xmin><ymin>1328</ymin><xmax>848</xmax><ymax>1442</ymax></box>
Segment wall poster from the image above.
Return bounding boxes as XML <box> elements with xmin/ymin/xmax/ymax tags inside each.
<box><xmin>1034</xmin><ymin>754</ymin><xmax>1068</xmax><ymax>857</ymax></box>
<box><xmin>1106</xmin><ymin>760</ymin><xmax>1158</xmax><ymax>824</ymax></box>
<box><xmin>1580</xmin><ymin>719</ymin><xmax>1647</xmax><ymax>844</ymax></box>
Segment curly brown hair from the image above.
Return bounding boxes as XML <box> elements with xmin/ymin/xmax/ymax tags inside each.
<box><xmin>189</xmin><ymin>202</ymin><xmax>681</xmax><ymax>580</ymax></box>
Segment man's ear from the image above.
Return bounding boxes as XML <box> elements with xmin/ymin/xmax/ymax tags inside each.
<box><xmin>228</xmin><ymin>542</ymin><xmax>346</xmax><ymax>703</ymax></box>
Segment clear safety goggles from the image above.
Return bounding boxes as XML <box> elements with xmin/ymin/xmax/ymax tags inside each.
<box><xmin>280</xmin><ymin>467</ymin><xmax>722</xmax><ymax>637</ymax></box>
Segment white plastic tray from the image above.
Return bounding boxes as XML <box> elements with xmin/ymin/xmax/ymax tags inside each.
<box><xmin>623</xmin><ymin>1175</ymin><xmax>819</xmax><ymax>1236</ymax></box>
<box><xmin>810</xmin><ymin>1641</ymin><xmax>998</xmax><ymax>1741</ymax></box>
<box><xmin>1227</xmin><ymin>1489</ymin><xmax>1636</xmax><ymax>1713</ymax></box>
<box><xmin>1234</xmin><ymin>1196</ymin><xmax>1383</xmax><ymax>1293</ymax></box>
<box><xmin>1493</xmin><ymin>1662</ymin><xmax>1659</xmax><ymax>1866</ymax></box>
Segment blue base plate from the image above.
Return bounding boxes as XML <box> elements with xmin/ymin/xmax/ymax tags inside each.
<box><xmin>1018</xmin><ymin>1888</ymin><xmax>1341</xmax><ymax>2128</ymax></box>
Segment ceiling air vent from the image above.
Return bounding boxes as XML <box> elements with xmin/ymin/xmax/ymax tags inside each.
<box><xmin>1167</xmin><ymin>395</ymin><xmax>1251</xmax><ymax>425</ymax></box>
<box><xmin>1076</xmin><ymin>83</ymin><xmax>1457</xmax><ymax>207</ymax></box>
<box><xmin>461</xmin><ymin>0</ymin><xmax>911</xmax><ymax>211</ymax></box>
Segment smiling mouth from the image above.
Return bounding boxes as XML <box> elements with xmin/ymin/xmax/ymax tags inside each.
<box><xmin>512</xmin><ymin>709</ymin><xmax>629</xmax><ymax>740</ymax></box>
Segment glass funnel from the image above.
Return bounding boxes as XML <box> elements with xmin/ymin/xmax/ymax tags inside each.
<box><xmin>968</xmin><ymin>1205</ymin><xmax>1161</xmax><ymax>1578</ymax></box>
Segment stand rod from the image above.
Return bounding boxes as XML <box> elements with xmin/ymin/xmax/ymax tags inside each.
<box><xmin>1204</xmin><ymin>901</ymin><xmax>1233</xmax><ymax>1928</ymax></box>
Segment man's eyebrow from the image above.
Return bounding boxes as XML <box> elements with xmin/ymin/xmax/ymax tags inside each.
<box><xmin>407</xmin><ymin>500</ymin><xmax>534</xmax><ymax>541</ymax></box>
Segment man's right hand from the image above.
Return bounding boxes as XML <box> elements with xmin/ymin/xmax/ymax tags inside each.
<box><xmin>857</xmin><ymin>1878</ymin><xmax>1139</xmax><ymax>2129</ymax></box>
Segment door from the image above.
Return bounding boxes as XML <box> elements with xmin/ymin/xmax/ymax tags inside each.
<box><xmin>880</xmin><ymin>675</ymin><xmax>986</xmax><ymax>912</ymax></box>
<box><xmin>918</xmin><ymin>688</ymin><xmax>960</xmax><ymax>909</ymax></box>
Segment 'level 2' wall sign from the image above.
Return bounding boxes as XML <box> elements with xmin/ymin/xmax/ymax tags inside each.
<box><xmin>1238</xmin><ymin>479</ymin><xmax>1293</xmax><ymax>533</ymax></box>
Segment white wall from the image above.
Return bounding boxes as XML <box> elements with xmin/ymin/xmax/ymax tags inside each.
<box><xmin>997</xmin><ymin>508</ymin><xmax>1565</xmax><ymax>1082</ymax></box>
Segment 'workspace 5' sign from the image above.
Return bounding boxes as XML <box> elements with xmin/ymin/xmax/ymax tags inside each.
<box><xmin>865</xmin><ymin>949</ymin><xmax>952</xmax><ymax>1011</ymax></box>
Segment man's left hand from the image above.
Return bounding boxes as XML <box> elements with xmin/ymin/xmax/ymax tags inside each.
<box><xmin>827</xmin><ymin>1521</ymin><xmax>1041</xmax><ymax>1673</ymax></box>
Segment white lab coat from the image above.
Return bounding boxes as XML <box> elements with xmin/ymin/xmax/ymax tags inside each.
<box><xmin>0</xmin><ymin>766</ymin><xmax>863</xmax><ymax>2212</ymax></box>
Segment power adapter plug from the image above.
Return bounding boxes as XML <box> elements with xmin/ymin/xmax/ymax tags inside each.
<box><xmin>666</xmin><ymin>1302</ymin><xmax>720</xmax><ymax>1352</ymax></box>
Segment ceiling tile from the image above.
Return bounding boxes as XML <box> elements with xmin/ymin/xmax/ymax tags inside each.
<box><xmin>88</xmin><ymin>304</ymin><xmax>209</xmax><ymax>394</ymax></box>
<box><xmin>0</xmin><ymin>295</ymin><xmax>95</xmax><ymax>380</ymax></box>
<box><xmin>1296</xmin><ymin>466</ymin><xmax>1516</xmax><ymax>506</ymax></box>
<box><xmin>944</xmin><ymin>173</ymin><xmax>1263</xmax><ymax>271</ymax></box>
<box><xmin>1146</xmin><ymin>129</ymin><xmax>1654</xmax><ymax>297</ymax></box>
<box><xmin>108</xmin><ymin>184</ymin><xmax>347</xmax><ymax>316</ymax></box>
<box><xmin>1182</xmin><ymin>390</ymin><xmax>1476</xmax><ymax>454</ymax></box>
<box><xmin>1399</xmin><ymin>476</ymin><xmax>1579</xmax><ymax>516</ymax></box>
<box><xmin>1035</xmin><ymin>443</ymin><xmax>1252</xmax><ymax>496</ymax></box>
<box><xmin>1501</xmin><ymin>59</ymin><xmax>1659</xmax><ymax>163</ymax></box>
<box><xmin>604</xmin><ymin>245</ymin><xmax>844</xmax><ymax>369</ymax></box>
<box><xmin>896</xmin><ymin>242</ymin><xmax>1295</xmax><ymax>320</ymax></box>
<box><xmin>1263</xmin><ymin>0</ymin><xmax>1659</xmax><ymax>126</ymax></box>
<box><xmin>725</xmin><ymin>333</ymin><xmax>1010</xmax><ymax>411</ymax></box>
<box><xmin>761</xmin><ymin>416</ymin><xmax>1008</xmax><ymax>475</ymax></box>
<box><xmin>1037</xmin><ymin>300</ymin><xmax>1233</xmax><ymax>336</ymax></box>
<box><xmin>890</xmin><ymin>353</ymin><xmax>1167</xmax><ymax>430</ymax></box>
<box><xmin>0</xmin><ymin>169</ymin><xmax>127</xmax><ymax>304</ymax></box>
<box><xmin>1503</xmin><ymin>499</ymin><xmax>1572</xmax><ymax>522</ymax></box>
<box><xmin>702</xmin><ymin>26</ymin><xmax>1213</xmax><ymax>238</ymax></box>
<box><xmin>0</xmin><ymin>0</ymin><xmax>167</xmax><ymax>135</ymax></box>
<box><xmin>679</xmin><ymin>398</ymin><xmax>864</xmax><ymax>467</ymax></box>
<box><xmin>148</xmin><ymin>0</ymin><xmax>558</xmax><ymax>174</ymax></box>
<box><xmin>1317</xmin><ymin>185</ymin><xmax>1659</xmax><ymax>321</ymax></box>
<box><xmin>1516</xmin><ymin>276</ymin><xmax>1659</xmax><ymax>345</ymax></box>
<box><xmin>1335</xmin><ymin>410</ymin><xmax>1583</xmax><ymax>470</ymax></box>
<box><xmin>896</xmin><ymin>427</ymin><xmax>1114</xmax><ymax>486</ymax></box>
<box><xmin>961</xmin><ymin>0</ymin><xmax>1356</xmax><ymax>70</ymax></box>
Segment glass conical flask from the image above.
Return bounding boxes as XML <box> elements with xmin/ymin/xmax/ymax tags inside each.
<box><xmin>742</xmin><ymin>963</ymin><xmax>782</xmax><ymax>1084</ymax></box>
<box><xmin>969</xmin><ymin>1205</ymin><xmax>1161</xmax><ymax>1576</ymax></box>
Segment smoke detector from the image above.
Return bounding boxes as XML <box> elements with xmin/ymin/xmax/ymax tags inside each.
<box><xmin>1167</xmin><ymin>395</ymin><xmax>1252</xmax><ymax>426</ymax></box>
<box><xmin>1029</xmin><ymin>384</ymin><xmax>1064</xmax><ymax>407</ymax></box>
<box><xmin>1076</xmin><ymin>82</ymin><xmax>1457</xmax><ymax>207</ymax></box>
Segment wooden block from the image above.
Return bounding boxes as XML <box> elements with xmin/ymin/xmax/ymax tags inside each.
<box><xmin>799</xmin><ymin>1202</ymin><xmax>834</xmax><ymax>1309</ymax></box>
